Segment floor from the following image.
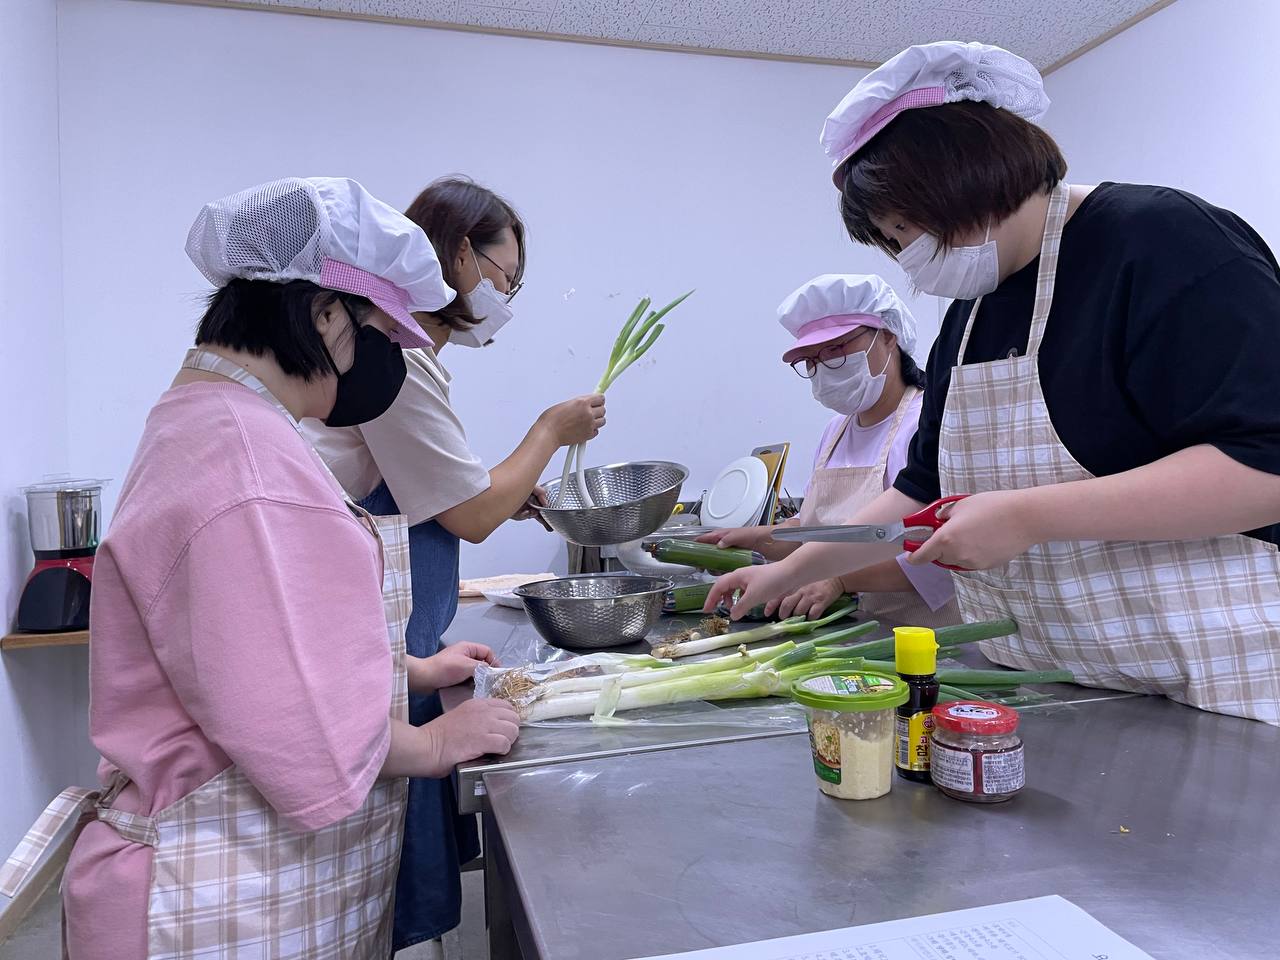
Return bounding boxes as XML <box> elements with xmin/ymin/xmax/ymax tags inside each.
<box><xmin>0</xmin><ymin>869</ymin><xmax>489</xmax><ymax>959</ymax></box>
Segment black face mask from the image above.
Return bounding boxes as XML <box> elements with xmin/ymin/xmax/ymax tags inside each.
<box><xmin>322</xmin><ymin>320</ymin><xmax>407</xmax><ymax>428</ymax></box>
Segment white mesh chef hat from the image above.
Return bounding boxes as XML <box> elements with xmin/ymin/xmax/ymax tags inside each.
<box><xmin>778</xmin><ymin>274</ymin><xmax>917</xmax><ymax>364</ymax></box>
<box><xmin>821</xmin><ymin>41</ymin><xmax>1049</xmax><ymax>185</ymax></box>
<box><xmin>186</xmin><ymin>177</ymin><xmax>455</xmax><ymax>349</ymax></box>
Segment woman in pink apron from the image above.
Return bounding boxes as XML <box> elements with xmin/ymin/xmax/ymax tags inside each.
<box><xmin>708</xmin><ymin>42</ymin><xmax>1280</xmax><ymax>725</ymax></box>
<box><xmin>0</xmin><ymin>178</ymin><xmax>520</xmax><ymax>958</ymax></box>
<box><xmin>702</xmin><ymin>274</ymin><xmax>955</xmax><ymax>627</ymax></box>
<box><xmin>304</xmin><ymin>179</ymin><xmax>605</xmax><ymax>955</ymax></box>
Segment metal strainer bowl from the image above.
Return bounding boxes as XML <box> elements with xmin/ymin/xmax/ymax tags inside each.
<box><xmin>514</xmin><ymin>574</ymin><xmax>673</xmax><ymax>650</ymax></box>
<box><xmin>538</xmin><ymin>461</ymin><xmax>688</xmax><ymax>546</ymax></box>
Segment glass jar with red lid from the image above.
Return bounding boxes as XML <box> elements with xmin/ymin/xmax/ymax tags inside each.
<box><xmin>929</xmin><ymin>701</ymin><xmax>1025</xmax><ymax>803</ymax></box>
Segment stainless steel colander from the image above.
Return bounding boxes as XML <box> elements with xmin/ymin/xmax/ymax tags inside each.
<box><xmin>538</xmin><ymin>461</ymin><xmax>688</xmax><ymax>546</ymax></box>
<box><xmin>514</xmin><ymin>574</ymin><xmax>673</xmax><ymax>650</ymax></box>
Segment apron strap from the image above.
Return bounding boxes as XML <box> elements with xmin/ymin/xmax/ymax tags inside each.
<box><xmin>817</xmin><ymin>387</ymin><xmax>920</xmax><ymax>473</ymax></box>
<box><xmin>816</xmin><ymin>415</ymin><xmax>856</xmax><ymax>470</ymax></box>
<box><xmin>0</xmin><ymin>788</ymin><xmax>97</xmax><ymax>898</ymax></box>
<box><xmin>874</xmin><ymin>386</ymin><xmax>920</xmax><ymax>475</ymax></box>
<box><xmin>0</xmin><ymin>771</ymin><xmax>142</xmax><ymax>898</ymax></box>
<box><xmin>956</xmin><ymin>182</ymin><xmax>1072</xmax><ymax>364</ymax></box>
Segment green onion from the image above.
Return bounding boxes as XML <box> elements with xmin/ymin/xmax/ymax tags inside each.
<box><xmin>651</xmin><ymin>604</ymin><xmax>866</xmax><ymax>659</ymax></box>
<box><xmin>929</xmin><ymin>668</ymin><xmax>1074</xmax><ymax>687</ymax></box>
<box><xmin>814</xmin><ymin>618</ymin><xmax>1017</xmax><ymax>661</ymax></box>
<box><xmin>524</xmin><ymin>663</ymin><xmax>783</xmax><ymax>722</ymax></box>
<box><xmin>555</xmin><ymin>292</ymin><xmax>694</xmax><ymax>508</ymax></box>
<box><xmin>646</xmin><ymin>539</ymin><xmax>762</xmax><ymax>573</ymax></box>
<box><xmin>939</xmin><ymin>683</ymin><xmax>988</xmax><ymax>701</ymax></box>
<box><xmin>664</xmin><ymin>582</ymin><xmax>713</xmax><ymax>613</ymax></box>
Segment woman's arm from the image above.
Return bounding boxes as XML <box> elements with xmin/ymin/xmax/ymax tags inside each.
<box><xmin>380</xmin><ymin>700</ymin><xmax>519</xmax><ymax>779</ymax></box>
<box><xmin>837</xmin><ymin>558</ymin><xmax>914</xmax><ymax>593</ymax></box>
<box><xmin>436</xmin><ymin>395</ymin><xmax>604</xmax><ymax>543</ymax></box>
<box><xmin>767</xmin><ymin>550</ymin><xmax>947</xmax><ymax>620</ymax></box>
<box><xmin>909</xmin><ymin>445</ymin><xmax>1280</xmax><ymax>570</ymax></box>
<box><xmin>706</xmin><ymin>487</ymin><xmax>924</xmax><ymax>618</ymax></box>
<box><xmin>695</xmin><ymin>520</ymin><xmax>802</xmax><ymax>561</ymax></box>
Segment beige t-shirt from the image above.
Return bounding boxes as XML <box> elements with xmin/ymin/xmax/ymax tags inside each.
<box><xmin>304</xmin><ymin>347</ymin><xmax>491</xmax><ymax>526</ymax></box>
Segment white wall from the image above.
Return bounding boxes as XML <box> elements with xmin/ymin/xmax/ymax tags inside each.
<box><xmin>1044</xmin><ymin>0</ymin><xmax>1279</xmax><ymax>249</ymax></box>
<box><xmin>0</xmin><ymin>0</ymin><xmax>98</xmax><ymax>859</ymax></box>
<box><xmin>54</xmin><ymin>0</ymin><xmax>942</xmax><ymax>580</ymax></box>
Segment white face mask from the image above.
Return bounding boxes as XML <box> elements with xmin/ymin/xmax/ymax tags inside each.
<box><xmin>449</xmin><ymin>251</ymin><xmax>515</xmax><ymax>348</ymax></box>
<box><xmin>897</xmin><ymin>224</ymin><xmax>1000</xmax><ymax>300</ymax></box>
<box><xmin>809</xmin><ymin>330</ymin><xmax>890</xmax><ymax>416</ymax></box>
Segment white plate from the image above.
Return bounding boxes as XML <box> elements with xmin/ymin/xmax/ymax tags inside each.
<box><xmin>482</xmin><ymin>587</ymin><xmax>531</xmax><ymax>609</ymax></box>
<box><xmin>702</xmin><ymin>456</ymin><xmax>771</xmax><ymax>529</ymax></box>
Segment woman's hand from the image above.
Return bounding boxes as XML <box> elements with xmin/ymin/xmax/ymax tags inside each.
<box><xmin>422</xmin><ymin>699</ymin><xmax>521</xmax><ymax>773</ymax></box>
<box><xmin>538</xmin><ymin>394</ymin><xmax>606</xmax><ymax>447</ymax></box>
<box><xmin>905</xmin><ymin>490</ymin><xmax>1039</xmax><ymax>571</ymax></box>
<box><xmin>410</xmin><ymin>642</ymin><xmax>500</xmax><ymax>694</ymax></box>
<box><xmin>695</xmin><ymin>524</ymin><xmax>800</xmax><ymax>561</ymax></box>
<box><xmin>768</xmin><ymin>577</ymin><xmax>844</xmax><ymax>621</ymax></box>
<box><xmin>512</xmin><ymin>486</ymin><xmax>548</xmax><ymax>521</ymax></box>
<box><xmin>696</xmin><ymin>526</ymin><xmax>776</xmax><ymax>551</ymax></box>
<box><xmin>703</xmin><ymin>562</ymin><xmax>804</xmax><ymax>620</ymax></box>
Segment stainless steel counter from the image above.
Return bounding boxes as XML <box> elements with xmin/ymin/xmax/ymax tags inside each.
<box><xmin>483</xmin><ymin>695</ymin><xmax>1280</xmax><ymax>960</ymax></box>
<box><xmin>440</xmin><ymin>600</ymin><xmax>1131</xmax><ymax>813</ymax></box>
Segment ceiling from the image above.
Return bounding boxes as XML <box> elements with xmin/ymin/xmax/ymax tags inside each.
<box><xmin>186</xmin><ymin>0</ymin><xmax>1174</xmax><ymax>71</ymax></box>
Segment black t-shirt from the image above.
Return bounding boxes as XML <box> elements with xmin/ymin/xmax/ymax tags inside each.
<box><xmin>894</xmin><ymin>182</ymin><xmax>1280</xmax><ymax>545</ymax></box>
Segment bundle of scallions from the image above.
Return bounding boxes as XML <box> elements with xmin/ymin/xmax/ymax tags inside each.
<box><xmin>555</xmin><ymin>292</ymin><xmax>694</xmax><ymax>508</ymax></box>
<box><xmin>487</xmin><ymin>618</ymin><xmax>1071</xmax><ymax>723</ymax></box>
<box><xmin>649</xmin><ymin>601</ymin><xmax>863</xmax><ymax>659</ymax></box>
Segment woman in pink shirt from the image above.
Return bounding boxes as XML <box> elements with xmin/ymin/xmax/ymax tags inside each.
<box><xmin>702</xmin><ymin>275</ymin><xmax>956</xmax><ymax>627</ymax></box>
<box><xmin>42</xmin><ymin>178</ymin><xmax>521</xmax><ymax>959</ymax></box>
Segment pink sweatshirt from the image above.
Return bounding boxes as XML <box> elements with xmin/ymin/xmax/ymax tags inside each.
<box><xmin>62</xmin><ymin>381</ymin><xmax>393</xmax><ymax>959</ymax></box>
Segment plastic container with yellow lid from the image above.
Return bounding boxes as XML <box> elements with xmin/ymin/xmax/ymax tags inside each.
<box><xmin>791</xmin><ymin>671</ymin><xmax>908</xmax><ymax>800</ymax></box>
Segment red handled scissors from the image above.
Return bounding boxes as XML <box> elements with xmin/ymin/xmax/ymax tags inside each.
<box><xmin>770</xmin><ymin>495</ymin><xmax>971</xmax><ymax>570</ymax></box>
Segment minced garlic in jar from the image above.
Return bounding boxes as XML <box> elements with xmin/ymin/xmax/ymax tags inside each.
<box><xmin>792</xmin><ymin>672</ymin><xmax>908</xmax><ymax>801</ymax></box>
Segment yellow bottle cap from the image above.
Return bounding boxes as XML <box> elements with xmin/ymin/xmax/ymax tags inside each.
<box><xmin>894</xmin><ymin>626</ymin><xmax>937</xmax><ymax>676</ymax></box>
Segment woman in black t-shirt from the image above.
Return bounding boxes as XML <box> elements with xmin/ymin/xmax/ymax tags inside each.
<box><xmin>708</xmin><ymin>41</ymin><xmax>1280</xmax><ymax>724</ymax></box>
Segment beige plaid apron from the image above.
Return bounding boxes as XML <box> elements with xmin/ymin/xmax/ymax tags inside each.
<box><xmin>1</xmin><ymin>351</ymin><xmax>412</xmax><ymax>957</ymax></box>
<box><xmin>938</xmin><ymin>183</ymin><xmax>1280</xmax><ymax>724</ymax></box>
<box><xmin>798</xmin><ymin>388</ymin><xmax>956</xmax><ymax>628</ymax></box>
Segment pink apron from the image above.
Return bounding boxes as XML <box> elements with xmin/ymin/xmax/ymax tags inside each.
<box><xmin>1</xmin><ymin>350</ymin><xmax>413</xmax><ymax>956</ymax></box>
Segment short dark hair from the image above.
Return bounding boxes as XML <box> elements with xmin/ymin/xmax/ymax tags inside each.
<box><xmin>195</xmin><ymin>278</ymin><xmax>371</xmax><ymax>381</ymax></box>
<box><xmin>404</xmin><ymin>177</ymin><xmax>526</xmax><ymax>331</ymax></box>
<box><xmin>838</xmin><ymin>100</ymin><xmax>1067</xmax><ymax>257</ymax></box>
<box><xmin>900</xmin><ymin>350</ymin><xmax>928</xmax><ymax>390</ymax></box>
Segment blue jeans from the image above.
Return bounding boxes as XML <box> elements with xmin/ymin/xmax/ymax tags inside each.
<box><xmin>357</xmin><ymin>482</ymin><xmax>481</xmax><ymax>950</ymax></box>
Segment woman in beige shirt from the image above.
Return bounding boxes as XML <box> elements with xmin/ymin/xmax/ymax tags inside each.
<box><xmin>305</xmin><ymin>177</ymin><xmax>601</xmax><ymax>955</ymax></box>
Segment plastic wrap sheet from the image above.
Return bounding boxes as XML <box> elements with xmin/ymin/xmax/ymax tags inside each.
<box><xmin>499</xmin><ymin>634</ymin><xmax>592</xmax><ymax>668</ymax></box>
<box><xmin>475</xmin><ymin>658</ymin><xmax>807</xmax><ymax>731</ymax></box>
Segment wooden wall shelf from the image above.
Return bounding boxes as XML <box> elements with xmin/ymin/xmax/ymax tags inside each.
<box><xmin>1</xmin><ymin>630</ymin><xmax>89</xmax><ymax>650</ymax></box>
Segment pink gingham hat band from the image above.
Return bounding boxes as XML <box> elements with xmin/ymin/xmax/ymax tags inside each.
<box><xmin>831</xmin><ymin>86</ymin><xmax>946</xmax><ymax>185</ymax></box>
<box><xmin>319</xmin><ymin>258</ymin><xmax>432</xmax><ymax>349</ymax></box>
<box><xmin>782</xmin><ymin>313</ymin><xmax>883</xmax><ymax>364</ymax></box>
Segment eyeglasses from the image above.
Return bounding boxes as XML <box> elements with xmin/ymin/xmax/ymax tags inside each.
<box><xmin>789</xmin><ymin>329</ymin><xmax>876</xmax><ymax>379</ymax></box>
<box><xmin>474</xmin><ymin>247</ymin><xmax>524</xmax><ymax>302</ymax></box>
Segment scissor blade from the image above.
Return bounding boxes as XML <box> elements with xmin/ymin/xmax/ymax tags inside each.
<box><xmin>772</xmin><ymin>522</ymin><xmax>910</xmax><ymax>544</ymax></box>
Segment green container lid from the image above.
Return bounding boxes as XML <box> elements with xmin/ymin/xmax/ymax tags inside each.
<box><xmin>791</xmin><ymin>670</ymin><xmax>909</xmax><ymax>712</ymax></box>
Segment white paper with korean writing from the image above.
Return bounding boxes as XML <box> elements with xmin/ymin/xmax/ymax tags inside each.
<box><xmin>633</xmin><ymin>895</ymin><xmax>1153</xmax><ymax>960</ymax></box>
